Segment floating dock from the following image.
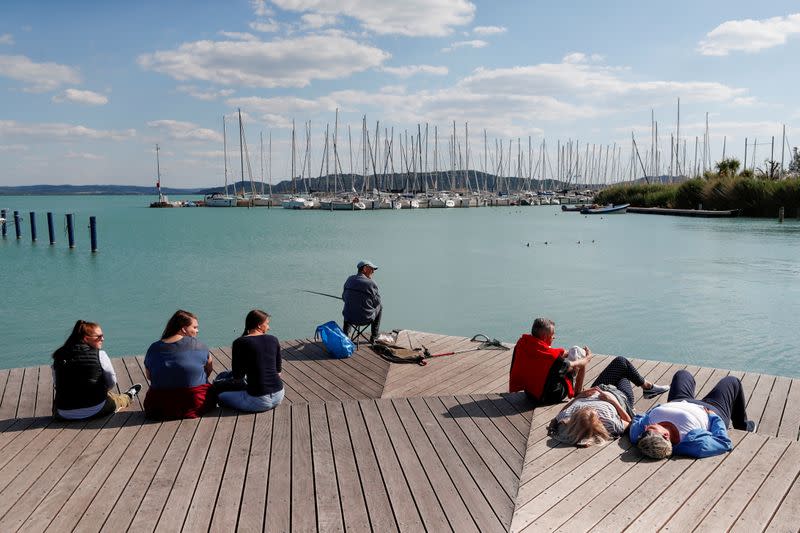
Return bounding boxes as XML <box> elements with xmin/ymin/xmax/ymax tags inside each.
<box><xmin>0</xmin><ymin>330</ymin><xmax>797</xmax><ymax>531</ymax></box>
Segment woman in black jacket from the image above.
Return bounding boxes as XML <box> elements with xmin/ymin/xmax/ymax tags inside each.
<box><xmin>52</xmin><ymin>320</ymin><xmax>141</xmax><ymax>420</ymax></box>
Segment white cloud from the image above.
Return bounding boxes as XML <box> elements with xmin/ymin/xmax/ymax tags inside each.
<box><xmin>177</xmin><ymin>85</ymin><xmax>236</xmax><ymax>101</ymax></box>
<box><xmin>65</xmin><ymin>151</ymin><xmax>104</xmax><ymax>160</ymax></box>
<box><xmin>0</xmin><ymin>34</ymin><xmax>13</xmax><ymax>45</ymax></box>
<box><xmin>52</xmin><ymin>88</ymin><xmax>109</xmax><ymax>106</ymax></box>
<box><xmin>473</xmin><ymin>25</ymin><xmax>506</xmax><ymax>35</ymax></box>
<box><xmin>301</xmin><ymin>13</ymin><xmax>338</xmax><ymax>28</ymax></box>
<box><xmin>0</xmin><ymin>144</ymin><xmax>28</xmax><ymax>152</ymax></box>
<box><xmin>218</xmin><ymin>31</ymin><xmax>260</xmax><ymax>42</ymax></box>
<box><xmin>441</xmin><ymin>39</ymin><xmax>487</xmax><ymax>52</ymax></box>
<box><xmin>698</xmin><ymin>13</ymin><xmax>800</xmax><ymax>56</ymax></box>
<box><xmin>381</xmin><ymin>64</ymin><xmax>448</xmax><ymax>77</ymax></box>
<box><xmin>0</xmin><ymin>120</ymin><xmax>135</xmax><ymax>141</ymax></box>
<box><xmin>251</xmin><ymin>0</ymin><xmax>273</xmax><ymax>17</ymax></box>
<box><xmin>0</xmin><ymin>54</ymin><xmax>80</xmax><ymax>92</ymax></box>
<box><xmin>249</xmin><ymin>20</ymin><xmax>281</xmax><ymax>33</ymax></box>
<box><xmin>147</xmin><ymin>120</ymin><xmax>222</xmax><ymax>143</ymax></box>
<box><xmin>138</xmin><ymin>36</ymin><xmax>390</xmax><ymax>88</ymax></box>
<box><xmin>270</xmin><ymin>0</ymin><xmax>475</xmax><ymax>36</ymax></box>
<box><xmin>458</xmin><ymin>55</ymin><xmax>751</xmax><ymax>107</ymax></box>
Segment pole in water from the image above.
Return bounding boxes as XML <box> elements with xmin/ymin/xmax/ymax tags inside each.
<box><xmin>66</xmin><ymin>213</ymin><xmax>75</xmax><ymax>248</ymax></box>
<box><xmin>29</xmin><ymin>211</ymin><xmax>37</xmax><ymax>242</ymax></box>
<box><xmin>779</xmin><ymin>206</ymin><xmax>785</xmax><ymax>223</ymax></box>
<box><xmin>1</xmin><ymin>209</ymin><xmax>6</xmax><ymax>237</ymax></box>
<box><xmin>47</xmin><ymin>212</ymin><xmax>55</xmax><ymax>244</ymax></box>
<box><xmin>14</xmin><ymin>210</ymin><xmax>21</xmax><ymax>239</ymax></box>
<box><xmin>89</xmin><ymin>216</ymin><xmax>98</xmax><ymax>253</ymax></box>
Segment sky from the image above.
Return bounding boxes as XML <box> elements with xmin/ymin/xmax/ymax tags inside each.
<box><xmin>1</xmin><ymin>0</ymin><xmax>800</xmax><ymax>188</ymax></box>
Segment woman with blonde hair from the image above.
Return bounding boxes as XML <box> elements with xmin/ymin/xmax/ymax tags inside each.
<box><xmin>549</xmin><ymin>356</ymin><xmax>669</xmax><ymax>446</ymax></box>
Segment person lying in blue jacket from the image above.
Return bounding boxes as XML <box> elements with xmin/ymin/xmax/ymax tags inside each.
<box><xmin>630</xmin><ymin>370</ymin><xmax>757</xmax><ymax>459</ymax></box>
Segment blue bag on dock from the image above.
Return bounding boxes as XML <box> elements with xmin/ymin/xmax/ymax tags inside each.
<box><xmin>315</xmin><ymin>321</ymin><xmax>355</xmax><ymax>359</ymax></box>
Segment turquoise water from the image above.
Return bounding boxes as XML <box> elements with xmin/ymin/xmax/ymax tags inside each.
<box><xmin>1</xmin><ymin>195</ymin><xmax>799</xmax><ymax>378</ymax></box>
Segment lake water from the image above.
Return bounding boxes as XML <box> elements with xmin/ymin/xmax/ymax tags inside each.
<box><xmin>1</xmin><ymin>195</ymin><xmax>799</xmax><ymax>378</ymax></box>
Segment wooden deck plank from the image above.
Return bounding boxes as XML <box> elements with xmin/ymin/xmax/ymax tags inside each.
<box><xmin>180</xmin><ymin>411</ymin><xmax>237</xmax><ymax>532</ymax></box>
<box><xmin>759</xmin><ymin>376</ymin><xmax>791</xmax><ymax>437</ymax></box>
<box><xmin>123</xmin><ymin>418</ymin><xmax>202</xmax><ymax>531</ymax></box>
<box><xmin>289</xmin><ymin>404</ymin><xmax>317</xmax><ymax>532</ymax></box>
<box><xmin>763</xmin><ymin>457</ymin><xmax>800</xmax><ymax>532</ymax></box>
<box><xmin>0</xmin><ymin>415</ymin><xmax>115</xmax><ymax>529</ymax></box>
<box><xmin>236</xmin><ymin>410</ymin><xmax>275</xmax><ymax>533</ymax></box>
<box><xmin>777</xmin><ymin>379</ymin><xmax>800</xmax><ymax>441</ymax></box>
<box><xmin>96</xmin><ymin>419</ymin><xmax>183</xmax><ymax>531</ymax></box>
<box><xmin>209</xmin><ymin>413</ymin><xmax>257</xmax><ymax>531</ymax></box>
<box><xmin>342</xmin><ymin>400</ymin><xmax>399</xmax><ymax>532</ymax></box>
<box><xmin>15</xmin><ymin>366</ymin><xmax>39</xmax><ymax>419</ymax></box>
<box><xmin>0</xmin><ymin>417</ymin><xmax>49</xmax><ymax>469</ymax></box>
<box><xmin>746</xmin><ymin>373</ymin><xmax>776</xmax><ymax>428</ymax></box>
<box><xmin>390</xmin><ymin>398</ymin><xmax>479</xmax><ymax>533</ymax></box>
<box><xmin>140</xmin><ymin>413</ymin><xmax>218</xmax><ymax>532</ymax></box>
<box><xmin>407</xmin><ymin>396</ymin><xmax>506</xmax><ymax>532</ymax></box>
<box><xmin>325</xmin><ymin>402</ymin><xmax>371</xmax><ymax>532</ymax></box>
<box><xmin>465</xmin><ymin>394</ymin><xmax>527</xmax><ymax>456</ymax></box>
<box><xmin>359</xmin><ymin>400</ymin><xmax>426</xmax><ymax>531</ymax></box>
<box><xmin>287</xmin><ymin>339</ymin><xmax>388</xmax><ymax>392</ymax></box>
<box><xmin>34</xmin><ymin>364</ymin><xmax>53</xmax><ymax>418</ymax></box>
<box><xmin>18</xmin><ymin>413</ymin><xmax>138</xmax><ymax>532</ymax></box>
<box><xmin>308</xmin><ymin>404</ymin><xmax>344</xmax><ymax>533</ymax></box>
<box><xmin>0</xmin><ymin>367</ymin><xmax>24</xmax><ymax>421</ymax></box>
<box><xmin>264</xmin><ymin>405</ymin><xmax>292</xmax><ymax>533</ymax></box>
<box><xmin>695</xmin><ymin>436</ymin><xmax>791</xmax><ymax>532</ymax></box>
<box><xmin>454</xmin><ymin>395</ymin><xmax>524</xmax><ymax>468</ymax></box>
<box><xmin>730</xmin><ymin>440</ymin><xmax>800</xmax><ymax>531</ymax></box>
<box><xmin>440</xmin><ymin>396</ymin><xmax>523</xmax><ymax>498</ymax></box>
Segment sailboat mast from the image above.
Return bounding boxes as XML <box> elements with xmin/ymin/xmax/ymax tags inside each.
<box><xmin>223</xmin><ymin>117</ymin><xmax>229</xmax><ymax>196</ymax></box>
<box><xmin>291</xmin><ymin>120</ymin><xmax>296</xmax><ymax>194</ymax></box>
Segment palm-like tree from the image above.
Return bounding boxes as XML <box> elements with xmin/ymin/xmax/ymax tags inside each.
<box><xmin>715</xmin><ymin>158</ymin><xmax>741</xmax><ymax>178</ymax></box>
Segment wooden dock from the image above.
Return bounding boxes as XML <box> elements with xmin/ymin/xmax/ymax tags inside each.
<box><xmin>0</xmin><ymin>330</ymin><xmax>798</xmax><ymax>531</ymax></box>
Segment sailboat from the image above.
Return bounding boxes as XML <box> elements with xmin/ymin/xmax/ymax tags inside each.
<box><xmin>149</xmin><ymin>144</ymin><xmax>180</xmax><ymax>208</ymax></box>
<box><xmin>205</xmin><ymin>116</ymin><xmax>238</xmax><ymax>207</ymax></box>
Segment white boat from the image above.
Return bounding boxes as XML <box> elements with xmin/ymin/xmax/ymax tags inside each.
<box><xmin>205</xmin><ymin>192</ymin><xmax>237</xmax><ymax>207</ymax></box>
<box><xmin>282</xmin><ymin>196</ymin><xmax>315</xmax><ymax>209</ymax></box>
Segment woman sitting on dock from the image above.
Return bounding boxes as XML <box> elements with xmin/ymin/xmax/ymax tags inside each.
<box><xmin>143</xmin><ymin>310</ymin><xmax>215</xmax><ymax>420</ymax></box>
<box><xmin>52</xmin><ymin>320</ymin><xmax>141</xmax><ymax>420</ymax></box>
<box><xmin>549</xmin><ymin>354</ymin><xmax>669</xmax><ymax>446</ymax></box>
<box><xmin>215</xmin><ymin>309</ymin><xmax>284</xmax><ymax>412</ymax></box>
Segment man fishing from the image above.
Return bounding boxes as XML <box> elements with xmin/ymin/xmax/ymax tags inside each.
<box><xmin>342</xmin><ymin>260</ymin><xmax>382</xmax><ymax>344</ymax></box>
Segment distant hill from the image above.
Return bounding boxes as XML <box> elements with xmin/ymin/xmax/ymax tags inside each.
<box><xmin>1</xmin><ymin>170</ymin><xmax>677</xmax><ymax>196</ymax></box>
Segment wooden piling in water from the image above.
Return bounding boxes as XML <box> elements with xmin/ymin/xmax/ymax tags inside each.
<box><xmin>66</xmin><ymin>213</ymin><xmax>75</xmax><ymax>248</ymax></box>
<box><xmin>47</xmin><ymin>212</ymin><xmax>55</xmax><ymax>244</ymax></box>
<box><xmin>1</xmin><ymin>209</ymin><xmax>6</xmax><ymax>237</ymax></box>
<box><xmin>89</xmin><ymin>216</ymin><xmax>98</xmax><ymax>252</ymax></box>
<box><xmin>13</xmin><ymin>210</ymin><xmax>21</xmax><ymax>239</ymax></box>
<box><xmin>29</xmin><ymin>211</ymin><xmax>37</xmax><ymax>242</ymax></box>
<box><xmin>779</xmin><ymin>206</ymin><xmax>785</xmax><ymax>223</ymax></box>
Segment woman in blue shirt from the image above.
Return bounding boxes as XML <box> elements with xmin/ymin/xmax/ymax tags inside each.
<box><xmin>143</xmin><ymin>310</ymin><xmax>215</xmax><ymax>419</ymax></box>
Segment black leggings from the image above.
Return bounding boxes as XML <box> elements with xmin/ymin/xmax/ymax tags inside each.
<box><xmin>591</xmin><ymin>356</ymin><xmax>646</xmax><ymax>406</ymax></box>
<box><xmin>667</xmin><ymin>370</ymin><xmax>749</xmax><ymax>429</ymax></box>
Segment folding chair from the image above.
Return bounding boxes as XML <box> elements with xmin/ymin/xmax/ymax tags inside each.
<box><xmin>348</xmin><ymin>322</ymin><xmax>373</xmax><ymax>348</ymax></box>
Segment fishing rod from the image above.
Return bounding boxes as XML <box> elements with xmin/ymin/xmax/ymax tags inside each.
<box><xmin>300</xmin><ymin>289</ymin><xmax>343</xmax><ymax>301</ymax></box>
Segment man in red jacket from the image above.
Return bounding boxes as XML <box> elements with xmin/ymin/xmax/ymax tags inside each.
<box><xmin>509</xmin><ymin>317</ymin><xmax>593</xmax><ymax>404</ymax></box>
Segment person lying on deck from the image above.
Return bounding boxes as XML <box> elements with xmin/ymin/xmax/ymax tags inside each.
<box><xmin>630</xmin><ymin>370</ymin><xmax>758</xmax><ymax>459</ymax></box>
<box><xmin>508</xmin><ymin>317</ymin><xmax>595</xmax><ymax>404</ymax></box>
<box><xmin>52</xmin><ymin>320</ymin><xmax>141</xmax><ymax>420</ymax></box>
<box><xmin>215</xmin><ymin>309</ymin><xmax>284</xmax><ymax>413</ymax></box>
<box><xmin>143</xmin><ymin>309</ymin><xmax>216</xmax><ymax>420</ymax></box>
<box><xmin>548</xmin><ymin>355</ymin><xmax>669</xmax><ymax>447</ymax></box>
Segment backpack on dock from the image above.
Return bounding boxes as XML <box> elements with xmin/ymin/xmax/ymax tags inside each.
<box><xmin>315</xmin><ymin>321</ymin><xmax>355</xmax><ymax>359</ymax></box>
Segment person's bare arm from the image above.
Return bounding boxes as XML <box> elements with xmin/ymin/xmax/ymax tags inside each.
<box><xmin>598</xmin><ymin>390</ymin><xmax>632</xmax><ymax>423</ymax></box>
<box><xmin>204</xmin><ymin>354</ymin><xmax>214</xmax><ymax>377</ymax></box>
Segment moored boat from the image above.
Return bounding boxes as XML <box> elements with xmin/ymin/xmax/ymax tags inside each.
<box><xmin>580</xmin><ymin>203</ymin><xmax>630</xmax><ymax>214</ymax></box>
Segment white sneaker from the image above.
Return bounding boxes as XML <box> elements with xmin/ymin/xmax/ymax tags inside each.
<box><xmin>643</xmin><ymin>384</ymin><xmax>669</xmax><ymax>399</ymax></box>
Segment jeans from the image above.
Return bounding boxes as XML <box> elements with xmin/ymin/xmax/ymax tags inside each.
<box><xmin>667</xmin><ymin>370</ymin><xmax>749</xmax><ymax>429</ymax></box>
<box><xmin>218</xmin><ymin>388</ymin><xmax>284</xmax><ymax>413</ymax></box>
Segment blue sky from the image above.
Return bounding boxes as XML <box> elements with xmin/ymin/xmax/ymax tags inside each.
<box><xmin>1</xmin><ymin>0</ymin><xmax>799</xmax><ymax>187</ymax></box>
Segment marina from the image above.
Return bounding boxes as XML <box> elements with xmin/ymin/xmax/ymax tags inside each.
<box><xmin>0</xmin><ymin>330</ymin><xmax>797</xmax><ymax>531</ymax></box>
